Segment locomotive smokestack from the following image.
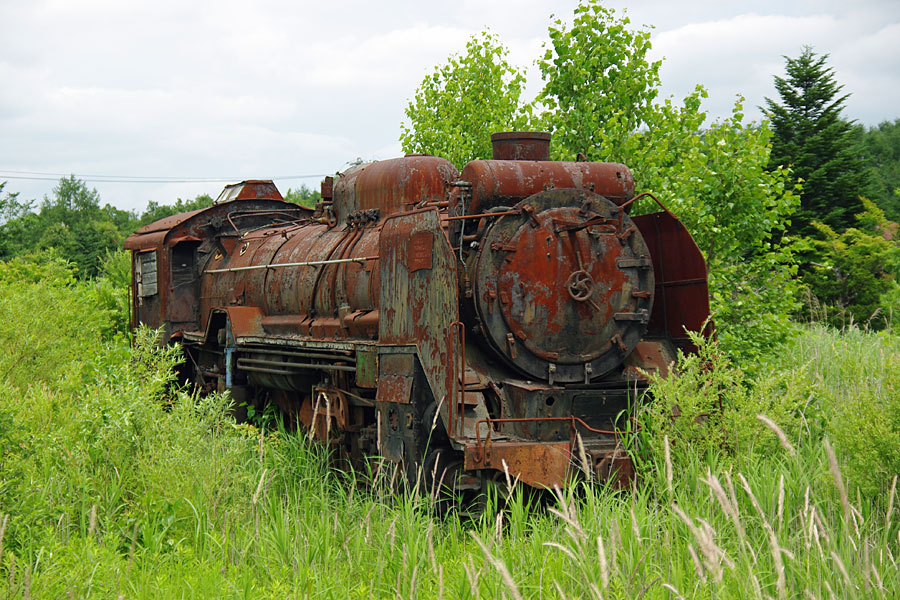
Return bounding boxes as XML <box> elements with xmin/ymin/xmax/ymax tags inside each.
<box><xmin>491</xmin><ymin>131</ymin><xmax>551</xmax><ymax>161</ymax></box>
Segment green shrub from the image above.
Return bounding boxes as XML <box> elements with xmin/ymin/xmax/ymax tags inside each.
<box><xmin>0</xmin><ymin>252</ymin><xmax>112</xmax><ymax>389</ymax></box>
<box><xmin>0</xmin><ymin>261</ymin><xmax>262</xmax><ymax>587</ymax></box>
<box><xmin>767</xmin><ymin>324</ymin><xmax>900</xmax><ymax>497</ymax></box>
<box><xmin>0</xmin><ymin>328</ymin><xmax>262</xmax><ymax>584</ymax></box>
<box><xmin>91</xmin><ymin>249</ymin><xmax>132</xmax><ymax>338</ymax></box>
<box><xmin>642</xmin><ymin>323</ymin><xmax>900</xmax><ymax>499</ymax></box>
<box><xmin>802</xmin><ymin>198</ymin><xmax>900</xmax><ymax>329</ymax></box>
<box><xmin>639</xmin><ymin>331</ymin><xmax>808</xmax><ymax>475</ymax></box>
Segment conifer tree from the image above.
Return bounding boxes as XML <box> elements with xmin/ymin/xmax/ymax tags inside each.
<box><xmin>764</xmin><ymin>46</ymin><xmax>868</xmax><ymax>235</ymax></box>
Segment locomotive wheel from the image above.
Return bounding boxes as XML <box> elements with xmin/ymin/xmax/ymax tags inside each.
<box><xmin>423</xmin><ymin>449</ymin><xmax>514</xmax><ymax>520</ymax></box>
<box><xmin>422</xmin><ymin>400</ymin><xmax>449</xmax><ymax>446</ymax></box>
<box><xmin>423</xmin><ymin>448</ymin><xmax>481</xmax><ymax>516</ymax></box>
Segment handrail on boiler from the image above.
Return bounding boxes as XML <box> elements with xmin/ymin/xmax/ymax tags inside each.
<box><xmin>205</xmin><ymin>255</ymin><xmax>378</xmax><ymax>274</ymax></box>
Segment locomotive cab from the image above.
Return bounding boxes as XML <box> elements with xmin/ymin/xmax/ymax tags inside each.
<box><xmin>124</xmin><ymin>180</ymin><xmax>307</xmax><ymax>341</ymax></box>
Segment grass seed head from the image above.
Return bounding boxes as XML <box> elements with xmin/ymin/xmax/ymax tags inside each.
<box><xmin>671</xmin><ymin>504</ymin><xmax>729</xmax><ymax>582</ymax></box>
<box><xmin>252</xmin><ymin>469</ymin><xmax>268</xmax><ymax>506</ymax></box>
<box><xmin>470</xmin><ymin>532</ymin><xmax>523</xmax><ymax>600</ymax></box>
<box><xmin>777</xmin><ymin>474</ymin><xmax>785</xmax><ymax>532</ymax></box>
<box><xmin>887</xmin><ymin>475</ymin><xmax>897</xmax><ymax>530</ymax></box>
<box><xmin>661</xmin><ymin>583</ymin><xmax>685</xmax><ymax>600</ymax></box>
<box><xmin>575</xmin><ymin>432</ymin><xmax>591</xmax><ymax>481</ymax></box>
<box><xmin>664</xmin><ymin>434</ymin><xmax>673</xmax><ymax>498</ymax></box>
<box><xmin>543</xmin><ymin>541</ymin><xmax>578</xmax><ymax>563</ymax></box>
<box><xmin>464</xmin><ymin>555</ymin><xmax>480</xmax><ymax>598</ymax></box>
<box><xmin>757</xmin><ymin>414</ymin><xmax>795</xmax><ymax>456</ymax></box>
<box><xmin>597</xmin><ymin>535</ymin><xmax>609</xmax><ymax>590</ymax></box>
<box><xmin>88</xmin><ymin>504</ymin><xmax>98</xmax><ymax>539</ymax></box>
<box><xmin>0</xmin><ymin>513</ymin><xmax>8</xmax><ymax>565</ymax></box>
<box><xmin>830</xmin><ymin>551</ymin><xmax>851</xmax><ymax>586</ymax></box>
<box><xmin>824</xmin><ymin>439</ymin><xmax>851</xmax><ymax>525</ymax></box>
<box><xmin>687</xmin><ymin>543</ymin><xmax>706</xmax><ymax>581</ymax></box>
<box><xmin>739</xmin><ymin>473</ymin><xmax>786</xmax><ymax>599</ymax></box>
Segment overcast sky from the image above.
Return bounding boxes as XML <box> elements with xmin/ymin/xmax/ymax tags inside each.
<box><xmin>1</xmin><ymin>0</ymin><xmax>898</xmax><ymax>213</ymax></box>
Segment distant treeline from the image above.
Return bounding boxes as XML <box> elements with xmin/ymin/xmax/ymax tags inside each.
<box><xmin>854</xmin><ymin>119</ymin><xmax>900</xmax><ymax>223</ymax></box>
<box><xmin>0</xmin><ymin>178</ymin><xmax>320</xmax><ymax>278</ymax></box>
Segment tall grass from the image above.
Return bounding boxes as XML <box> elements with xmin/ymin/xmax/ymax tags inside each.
<box><xmin>0</xmin><ymin>254</ymin><xmax>897</xmax><ymax>598</ymax></box>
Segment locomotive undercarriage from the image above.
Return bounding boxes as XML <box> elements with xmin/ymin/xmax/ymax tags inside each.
<box><xmin>182</xmin><ymin>325</ymin><xmax>649</xmax><ymax>499</ymax></box>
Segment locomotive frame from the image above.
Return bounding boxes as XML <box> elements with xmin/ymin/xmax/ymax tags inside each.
<box><xmin>124</xmin><ymin>133</ymin><xmax>710</xmax><ymax>494</ymax></box>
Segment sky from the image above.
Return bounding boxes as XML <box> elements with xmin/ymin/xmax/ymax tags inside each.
<box><xmin>1</xmin><ymin>0</ymin><xmax>898</xmax><ymax>213</ymax></box>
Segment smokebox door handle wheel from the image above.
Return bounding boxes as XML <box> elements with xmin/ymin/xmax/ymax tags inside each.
<box><xmin>565</xmin><ymin>269</ymin><xmax>602</xmax><ymax>308</ymax></box>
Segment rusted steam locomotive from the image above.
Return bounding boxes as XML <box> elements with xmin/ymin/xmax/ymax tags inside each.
<box><xmin>125</xmin><ymin>132</ymin><xmax>709</xmax><ymax>492</ymax></box>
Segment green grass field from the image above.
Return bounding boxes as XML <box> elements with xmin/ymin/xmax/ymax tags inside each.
<box><xmin>1</xmin><ymin>257</ymin><xmax>898</xmax><ymax>599</ymax></box>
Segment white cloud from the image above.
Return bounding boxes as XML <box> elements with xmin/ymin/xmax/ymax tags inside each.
<box><xmin>650</xmin><ymin>11</ymin><xmax>900</xmax><ymax>124</ymax></box>
<box><xmin>1</xmin><ymin>0</ymin><xmax>898</xmax><ymax>211</ymax></box>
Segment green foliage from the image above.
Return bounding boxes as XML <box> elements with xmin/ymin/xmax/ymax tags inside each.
<box><xmin>765</xmin><ymin>50</ymin><xmax>897</xmax><ymax>327</ymax></box>
<box><xmin>765</xmin><ymin>324</ymin><xmax>900</xmax><ymax>497</ymax></box>
<box><xmin>0</xmin><ymin>248</ymin><xmax>77</xmax><ymax>286</ymax></box>
<box><xmin>137</xmin><ymin>193</ymin><xmax>213</xmax><ymax>227</ymax></box>
<box><xmin>0</xmin><ymin>183</ymin><xmax>39</xmax><ymax>258</ymax></box>
<box><xmin>802</xmin><ymin>198</ymin><xmax>900</xmax><ymax>328</ymax></box>
<box><xmin>0</xmin><ymin>182</ymin><xmax>33</xmax><ymax>225</ymax></box>
<box><xmin>93</xmin><ymin>249</ymin><xmax>133</xmax><ymax>338</ymax></box>
<box><xmin>0</xmin><ymin>176</ymin><xmax>222</xmax><ymax>287</ymax></box>
<box><xmin>709</xmin><ymin>255</ymin><xmax>800</xmax><ymax>364</ymax></box>
<box><xmin>643</xmin><ymin>323</ymin><xmax>900</xmax><ymax>498</ymax></box>
<box><xmin>764</xmin><ymin>46</ymin><xmax>869</xmax><ymax>235</ymax></box>
<box><xmin>665</xmin><ymin>103</ymin><xmax>802</xmax><ymax>362</ymax></box>
<box><xmin>0</xmin><ymin>334</ymin><xmax>260</xmax><ymax>592</ymax></box>
<box><xmin>640</xmin><ymin>331</ymin><xmax>806</xmax><ymax>470</ymax></box>
<box><xmin>615</xmin><ymin>99</ymin><xmax>802</xmax><ymax>362</ymax></box>
<box><xmin>37</xmin><ymin>176</ymin><xmax>133</xmax><ymax>278</ymax></box>
<box><xmin>283</xmin><ymin>184</ymin><xmax>322</xmax><ymax>208</ymax></box>
<box><xmin>400</xmin><ymin>31</ymin><xmax>534</xmax><ymax>169</ymax></box>
<box><xmin>853</xmin><ymin>118</ymin><xmax>900</xmax><ymax>221</ymax></box>
<box><xmin>537</xmin><ymin>1</ymin><xmax>661</xmax><ymax>161</ymax></box>
<box><xmin>0</xmin><ymin>252</ymin><xmax>117</xmax><ymax>389</ymax></box>
<box><xmin>535</xmin><ymin>2</ymin><xmax>801</xmax><ymax>361</ymax></box>
<box><xmin>0</xmin><ymin>271</ymin><xmax>262</xmax><ymax>593</ymax></box>
<box><xmin>0</xmin><ymin>176</ymin><xmax>135</xmax><ymax>278</ymax></box>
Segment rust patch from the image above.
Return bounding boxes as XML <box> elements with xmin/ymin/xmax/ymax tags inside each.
<box><xmin>406</xmin><ymin>230</ymin><xmax>434</xmax><ymax>272</ymax></box>
<box><xmin>472</xmin><ymin>189</ymin><xmax>654</xmax><ymax>383</ymax></box>
<box><xmin>376</xmin><ymin>375</ymin><xmax>413</xmax><ymax>404</ymax></box>
<box><xmin>624</xmin><ymin>340</ymin><xmax>676</xmax><ymax>380</ymax></box>
<box><xmin>593</xmin><ymin>446</ymin><xmax>635</xmax><ymax>489</ymax></box>
<box><xmin>224</xmin><ymin>306</ymin><xmax>265</xmax><ymax>339</ymax></box>
<box><xmin>464</xmin><ymin>441</ymin><xmax>572</xmax><ymax>489</ymax></box>
<box><xmin>490</xmin><ymin>131</ymin><xmax>551</xmax><ymax>161</ymax></box>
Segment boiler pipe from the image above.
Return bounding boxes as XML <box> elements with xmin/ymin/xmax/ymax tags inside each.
<box><xmin>205</xmin><ymin>256</ymin><xmax>378</xmax><ymax>274</ymax></box>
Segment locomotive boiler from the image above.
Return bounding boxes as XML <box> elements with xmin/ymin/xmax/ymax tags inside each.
<box><xmin>124</xmin><ymin>132</ymin><xmax>710</xmax><ymax>493</ymax></box>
